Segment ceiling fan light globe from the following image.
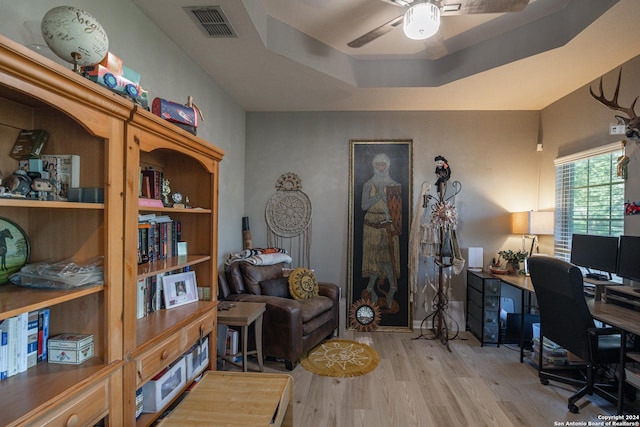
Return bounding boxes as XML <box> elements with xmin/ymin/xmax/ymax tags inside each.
<box><xmin>403</xmin><ymin>2</ymin><xmax>440</xmax><ymax>40</ymax></box>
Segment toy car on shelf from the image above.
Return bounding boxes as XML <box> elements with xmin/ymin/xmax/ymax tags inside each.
<box><xmin>82</xmin><ymin>52</ymin><xmax>148</xmax><ymax>109</ymax></box>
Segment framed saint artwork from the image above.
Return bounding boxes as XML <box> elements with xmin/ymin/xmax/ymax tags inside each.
<box><xmin>348</xmin><ymin>140</ymin><xmax>413</xmax><ymax>331</ymax></box>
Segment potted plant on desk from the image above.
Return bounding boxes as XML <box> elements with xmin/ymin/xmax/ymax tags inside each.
<box><xmin>498</xmin><ymin>250</ymin><xmax>528</xmax><ymax>275</ymax></box>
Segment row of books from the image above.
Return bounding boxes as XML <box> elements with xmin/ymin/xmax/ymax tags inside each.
<box><xmin>138</xmin><ymin>213</ymin><xmax>182</xmax><ymax>265</ymax></box>
<box><xmin>140</xmin><ymin>167</ymin><xmax>163</xmax><ymax>200</ymax></box>
<box><xmin>0</xmin><ymin>308</ymin><xmax>50</xmax><ymax>380</ymax></box>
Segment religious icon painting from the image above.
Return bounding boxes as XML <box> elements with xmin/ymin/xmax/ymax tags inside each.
<box><xmin>348</xmin><ymin>140</ymin><xmax>413</xmax><ymax>331</ymax></box>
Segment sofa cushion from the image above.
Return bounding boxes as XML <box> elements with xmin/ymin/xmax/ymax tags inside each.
<box><xmin>260</xmin><ymin>277</ymin><xmax>292</xmax><ymax>298</ymax></box>
<box><xmin>240</xmin><ymin>262</ymin><xmax>285</xmax><ymax>295</ymax></box>
<box><xmin>298</xmin><ymin>296</ymin><xmax>334</xmax><ymax>335</ymax></box>
<box><xmin>298</xmin><ymin>295</ymin><xmax>333</xmax><ymax>323</ymax></box>
<box><xmin>288</xmin><ymin>267</ymin><xmax>318</xmax><ymax>300</ymax></box>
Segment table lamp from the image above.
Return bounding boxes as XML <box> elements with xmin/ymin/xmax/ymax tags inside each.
<box><xmin>512</xmin><ymin>211</ymin><xmax>554</xmax><ymax>275</ymax></box>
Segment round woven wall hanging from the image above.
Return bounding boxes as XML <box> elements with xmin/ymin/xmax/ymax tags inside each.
<box><xmin>266</xmin><ymin>172</ymin><xmax>312</xmax><ymax>267</ymax></box>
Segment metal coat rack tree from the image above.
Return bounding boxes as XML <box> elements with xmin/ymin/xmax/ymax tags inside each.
<box><xmin>413</xmin><ymin>156</ymin><xmax>462</xmax><ymax>351</ymax></box>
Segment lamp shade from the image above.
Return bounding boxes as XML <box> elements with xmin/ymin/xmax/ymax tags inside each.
<box><xmin>511</xmin><ymin>211</ymin><xmax>554</xmax><ymax>235</ymax></box>
<box><xmin>403</xmin><ymin>2</ymin><xmax>440</xmax><ymax>40</ymax></box>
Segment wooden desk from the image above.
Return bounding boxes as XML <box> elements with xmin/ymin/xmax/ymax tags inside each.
<box><xmin>498</xmin><ymin>273</ymin><xmax>535</xmax><ymax>362</ymax></box>
<box><xmin>218</xmin><ymin>302</ymin><xmax>266</xmax><ymax>372</ymax></box>
<box><xmin>159</xmin><ymin>371</ymin><xmax>293</xmax><ymax>426</ymax></box>
<box><xmin>587</xmin><ymin>298</ymin><xmax>640</xmax><ymax>414</ymax></box>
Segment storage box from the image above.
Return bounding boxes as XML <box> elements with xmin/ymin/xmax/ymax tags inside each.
<box><xmin>152</xmin><ymin>98</ymin><xmax>198</xmax><ymax>133</ymax></box>
<box><xmin>185</xmin><ymin>337</ymin><xmax>209</xmax><ymax>381</ymax></box>
<box><xmin>142</xmin><ymin>357</ymin><xmax>186</xmax><ymax>413</ymax></box>
<box><xmin>48</xmin><ymin>334</ymin><xmax>94</xmax><ymax>364</ymax></box>
<box><xmin>10</xmin><ymin>129</ymin><xmax>49</xmax><ymax>160</ymax></box>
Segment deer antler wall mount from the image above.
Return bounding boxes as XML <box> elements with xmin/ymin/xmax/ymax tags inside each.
<box><xmin>590</xmin><ymin>69</ymin><xmax>640</xmax><ymax>142</ymax></box>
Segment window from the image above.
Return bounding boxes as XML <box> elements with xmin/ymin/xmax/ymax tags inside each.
<box><xmin>554</xmin><ymin>142</ymin><xmax>625</xmax><ymax>262</ymax></box>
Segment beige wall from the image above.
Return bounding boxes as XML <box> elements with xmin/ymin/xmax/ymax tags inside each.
<box><xmin>245</xmin><ymin>55</ymin><xmax>640</xmax><ymax>323</ymax></box>
<box><xmin>245</xmin><ymin>110</ymin><xmax>542</xmax><ymax>320</ymax></box>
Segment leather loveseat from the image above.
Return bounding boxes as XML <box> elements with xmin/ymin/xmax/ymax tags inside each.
<box><xmin>221</xmin><ymin>262</ymin><xmax>340</xmax><ymax>370</ymax></box>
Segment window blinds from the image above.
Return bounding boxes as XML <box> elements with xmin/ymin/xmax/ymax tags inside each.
<box><xmin>554</xmin><ymin>142</ymin><xmax>624</xmax><ymax>262</ymax></box>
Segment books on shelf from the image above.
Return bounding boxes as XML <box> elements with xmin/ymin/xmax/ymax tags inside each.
<box><xmin>0</xmin><ymin>308</ymin><xmax>50</xmax><ymax>380</ymax></box>
<box><xmin>140</xmin><ymin>168</ymin><xmax>163</xmax><ymax>200</ymax></box>
<box><xmin>26</xmin><ymin>311</ymin><xmax>38</xmax><ymax>369</ymax></box>
<box><xmin>138</xmin><ymin>214</ymin><xmax>181</xmax><ymax>265</ymax></box>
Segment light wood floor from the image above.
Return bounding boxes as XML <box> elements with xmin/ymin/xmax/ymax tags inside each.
<box><xmin>221</xmin><ymin>329</ymin><xmax>631</xmax><ymax>426</ymax></box>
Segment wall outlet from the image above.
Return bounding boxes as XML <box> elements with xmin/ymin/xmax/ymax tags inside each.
<box><xmin>610</xmin><ymin>124</ymin><xmax>626</xmax><ymax>135</ymax></box>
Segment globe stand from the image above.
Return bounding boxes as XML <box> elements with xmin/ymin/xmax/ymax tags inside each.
<box><xmin>70</xmin><ymin>52</ymin><xmax>82</xmax><ymax>73</ymax></box>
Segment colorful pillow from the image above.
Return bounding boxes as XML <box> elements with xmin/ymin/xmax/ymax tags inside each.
<box><xmin>288</xmin><ymin>267</ymin><xmax>318</xmax><ymax>300</ymax></box>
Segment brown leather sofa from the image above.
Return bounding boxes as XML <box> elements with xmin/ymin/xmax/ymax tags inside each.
<box><xmin>220</xmin><ymin>261</ymin><xmax>340</xmax><ymax>370</ymax></box>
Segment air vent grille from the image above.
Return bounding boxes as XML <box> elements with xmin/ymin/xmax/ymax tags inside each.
<box><xmin>184</xmin><ymin>6</ymin><xmax>237</xmax><ymax>38</ymax></box>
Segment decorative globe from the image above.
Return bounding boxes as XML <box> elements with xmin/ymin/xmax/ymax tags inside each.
<box><xmin>41</xmin><ymin>6</ymin><xmax>108</xmax><ymax>69</ymax></box>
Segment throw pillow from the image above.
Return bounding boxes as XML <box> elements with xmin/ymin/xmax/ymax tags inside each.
<box><xmin>260</xmin><ymin>277</ymin><xmax>291</xmax><ymax>298</ymax></box>
<box><xmin>288</xmin><ymin>267</ymin><xmax>318</xmax><ymax>300</ymax></box>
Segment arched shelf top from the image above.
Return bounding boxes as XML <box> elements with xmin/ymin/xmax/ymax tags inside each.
<box><xmin>0</xmin><ymin>34</ymin><xmax>131</xmax><ymax>139</ymax></box>
<box><xmin>128</xmin><ymin>107</ymin><xmax>224</xmax><ymax>174</ymax></box>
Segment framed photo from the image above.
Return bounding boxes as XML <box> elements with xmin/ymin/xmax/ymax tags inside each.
<box><xmin>348</xmin><ymin>140</ymin><xmax>412</xmax><ymax>331</ymax></box>
<box><xmin>162</xmin><ymin>271</ymin><xmax>198</xmax><ymax>309</ymax></box>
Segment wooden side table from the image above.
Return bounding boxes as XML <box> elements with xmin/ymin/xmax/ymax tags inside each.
<box><xmin>159</xmin><ymin>371</ymin><xmax>293</xmax><ymax>426</ymax></box>
<box><xmin>218</xmin><ymin>301</ymin><xmax>266</xmax><ymax>372</ymax></box>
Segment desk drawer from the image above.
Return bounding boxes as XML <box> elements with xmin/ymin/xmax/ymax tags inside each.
<box><xmin>467</xmin><ymin>285</ymin><xmax>483</xmax><ymax>307</ymax></box>
<box><xmin>26</xmin><ymin>378</ymin><xmax>108</xmax><ymax>427</ymax></box>
<box><xmin>467</xmin><ymin>272</ymin><xmax>483</xmax><ymax>292</ymax></box>
<box><xmin>484</xmin><ymin>295</ymin><xmax>499</xmax><ymax>310</ymax></box>
<box><xmin>185</xmin><ymin>310</ymin><xmax>216</xmax><ymax>345</ymax></box>
<box><xmin>136</xmin><ymin>332</ymin><xmax>184</xmax><ymax>386</ymax></box>
<box><xmin>484</xmin><ymin>279</ymin><xmax>501</xmax><ymax>296</ymax></box>
<box><xmin>467</xmin><ymin>300</ymin><xmax>482</xmax><ymax>323</ymax></box>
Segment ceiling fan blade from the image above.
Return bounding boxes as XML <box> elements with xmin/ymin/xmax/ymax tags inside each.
<box><xmin>424</xmin><ymin>32</ymin><xmax>448</xmax><ymax>60</ymax></box>
<box><xmin>347</xmin><ymin>14</ymin><xmax>404</xmax><ymax>48</ymax></box>
<box><xmin>379</xmin><ymin>0</ymin><xmax>415</xmax><ymax>7</ymax></box>
<box><xmin>440</xmin><ymin>0</ymin><xmax>529</xmax><ymax>15</ymax></box>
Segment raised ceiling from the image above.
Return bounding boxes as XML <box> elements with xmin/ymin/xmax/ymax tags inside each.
<box><xmin>132</xmin><ymin>0</ymin><xmax>640</xmax><ymax>111</ymax></box>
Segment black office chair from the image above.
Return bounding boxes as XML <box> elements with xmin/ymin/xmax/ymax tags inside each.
<box><xmin>528</xmin><ymin>256</ymin><xmax>628</xmax><ymax>413</ymax></box>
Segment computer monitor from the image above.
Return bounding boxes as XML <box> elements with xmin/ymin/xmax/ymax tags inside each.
<box><xmin>617</xmin><ymin>235</ymin><xmax>640</xmax><ymax>282</ymax></box>
<box><xmin>570</xmin><ymin>233</ymin><xmax>619</xmax><ymax>280</ymax></box>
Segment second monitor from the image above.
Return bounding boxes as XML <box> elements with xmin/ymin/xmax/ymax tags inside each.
<box><xmin>570</xmin><ymin>233</ymin><xmax>619</xmax><ymax>281</ymax></box>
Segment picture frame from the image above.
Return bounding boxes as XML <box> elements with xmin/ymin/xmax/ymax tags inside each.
<box><xmin>162</xmin><ymin>271</ymin><xmax>198</xmax><ymax>309</ymax></box>
<box><xmin>348</xmin><ymin>140</ymin><xmax>413</xmax><ymax>331</ymax></box>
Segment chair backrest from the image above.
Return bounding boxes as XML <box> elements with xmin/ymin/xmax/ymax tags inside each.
<box><xmin>224</xmin><ymin>261</ymin><xmax>286</xmax><ymax>295</ymax></box>
<box><xmin>528</xmin><ymin>256</ymin><xmax>595</xmax><ymax>360</ymax></box>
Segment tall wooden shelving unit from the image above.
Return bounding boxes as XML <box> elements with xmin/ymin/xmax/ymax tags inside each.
<box><xmin>0</xmin><ymin>35</ymin><xmax>224</xmax><ymax>425</ymax></box>
<box><xmin>122</xmin><ymin>107</ymin><xmax>223</xmax><ymax>426</ymax></box>
<box><xmin>0</xmin><ymin>35</ymin><xmax>128</xmax><ymax>425</ymax></box>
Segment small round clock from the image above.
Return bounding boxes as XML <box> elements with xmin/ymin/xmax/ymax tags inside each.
<box><xmin>171</xmin><ymin>192</ymin><xmax>183</xmax><ymax>205</ymax></box>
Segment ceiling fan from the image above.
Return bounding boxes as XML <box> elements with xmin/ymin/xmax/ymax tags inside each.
<box><xmin>347</xmin><ymin>0</ymin><xmax>530</xmax><ymax>59</ymax></box>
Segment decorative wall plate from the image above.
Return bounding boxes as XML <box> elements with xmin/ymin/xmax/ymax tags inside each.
<box><xmin>349</xmin><ymin>298</ymin><xmax>381</xmax><ymax>332</ymax></box>
<box><xmin>265</xmin><ymin>191</ymin><xmax>312</xmax><ymax>237</ymax></box>
<box><xmin>0</xmin><ymin>217</ymin><xmax>30</xmax><ymax>284</ymax></box>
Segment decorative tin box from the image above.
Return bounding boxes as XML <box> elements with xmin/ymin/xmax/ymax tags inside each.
<box><xmin>48</xmin><ymin>333</ymin><xmax>94</xmax><ymax>364</ymax></box>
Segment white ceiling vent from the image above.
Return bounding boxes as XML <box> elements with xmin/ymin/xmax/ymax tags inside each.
<box><xmin>184</xmin><ymin>6</ymin><xmax>237</xmax><ymax>38</ymax></box>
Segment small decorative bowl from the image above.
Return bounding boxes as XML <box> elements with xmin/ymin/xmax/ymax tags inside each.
<box><xmin>489</xmin><ymin>266</ymin><xmax>508</xmax><ymax>275</ymax></box>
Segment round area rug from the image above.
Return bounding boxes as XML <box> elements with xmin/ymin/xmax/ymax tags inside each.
<box><xmin>300</xmin><ymin>339</ymin><xmax>380</xmax><ymax>377</ymax></box>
